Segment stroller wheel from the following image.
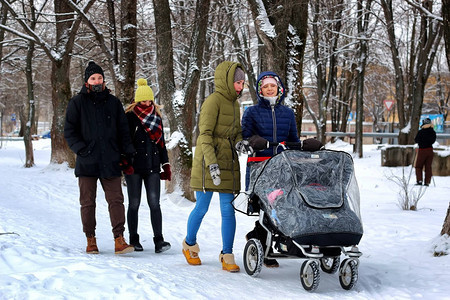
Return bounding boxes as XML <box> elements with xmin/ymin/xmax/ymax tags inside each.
<box><xmin>243</xmin><ymin>238</ymin><xmax>264</xmax><ymax>277</ymax></box>
<box><xmin>320</xmin><ymin>256</ymin><xmax>340</xmax><ymax>274</ymax></box>
<box><xmin>300</xmin><ymin>260</ymin><xmax>320</xmax><ymax>291</ymax></box>
<box><xmin>339</xmin><ymin>258</ymin><xmax>358</xmax><ymax>290</ymax></box>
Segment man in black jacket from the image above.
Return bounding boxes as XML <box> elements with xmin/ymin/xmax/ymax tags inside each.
<box><xmin>64</xmin><ymin>61</ymin><xmax>136</xmax><ymax>254</ymax></box>
<box><xmin>414</xmin><ymin>118</ymin><xmax>437</xmax><ymax>186</ymax></box>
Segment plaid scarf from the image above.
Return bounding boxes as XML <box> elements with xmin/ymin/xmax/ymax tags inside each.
<box><xmin>133</xmin><ymin>103</ymin><xmax>164</xmax><ymax>148</ymax></box>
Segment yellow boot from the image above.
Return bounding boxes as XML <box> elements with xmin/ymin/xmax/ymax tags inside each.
<box><xmin>182</xmin><ymin>239</ymin><xmax>201</xmax><ymax>265</ymax></box>
<box><xmin>219</xmin><ymin>252</ymin><xmax>240</xmax><ymax>273</ymax></box>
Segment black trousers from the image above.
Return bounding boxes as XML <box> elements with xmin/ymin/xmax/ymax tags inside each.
<box><xmin>125</xmin><ymin>172</ymin><xmax>163</xmax><ymax>238</ymax></box>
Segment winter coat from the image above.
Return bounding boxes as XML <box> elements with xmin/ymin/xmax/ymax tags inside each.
<box><xmin>126</xmin><ymin>111</ymin><xmax>169</xmax><ymax>174</ymax></box>
<box><xmin>414</xmin><ymin>125</ymin><xmax>436</xmax><ymax>149</ymax></box>
<box><xmin>64</xmin><ymin>85</ymin><xmax>135</xmax><ymax>178</ymax></box>
<box><xmin>242</xmin><ymin>71</ymin><xmax>299</xmax><ymax>157</ymax></box>
<box><xmin>190</xmin><ymin>61</ymin><xmax>243</xmax><ymax>193</ymax></box>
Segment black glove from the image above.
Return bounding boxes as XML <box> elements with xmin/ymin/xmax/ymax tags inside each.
<box><xmin>248</xmin><ymin>135</ymin><xmax>269</xmax><ymax>151</ymax></box>
<box><xmin>302</xmin><ymin>138</ymin><xmax>324</xmax><ymax>151</ymax></box>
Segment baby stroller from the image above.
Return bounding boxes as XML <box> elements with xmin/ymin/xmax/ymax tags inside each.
<box><xmin>233</xmin><ymin>145</ymin><xmax>363</xmax><ymax>291</ymax></box>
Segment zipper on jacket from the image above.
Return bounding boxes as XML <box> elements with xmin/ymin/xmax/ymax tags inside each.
<box><xmin>272</xmin><ymin>106</ymin><xmax>277</xmax><ymax>156</ymax></box>
<box><xmin>202</xmin><ymin>157</ymin><xmax>206</xmax><ymax>192</ymax></box>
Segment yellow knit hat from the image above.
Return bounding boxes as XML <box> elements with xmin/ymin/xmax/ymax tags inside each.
<box><xmin>134</xmin><ymin>78</ymin><xmax>154</xmax><ymax>103</ymax></box>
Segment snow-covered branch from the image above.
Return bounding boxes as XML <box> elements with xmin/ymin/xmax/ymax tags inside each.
<box><xmin>404</xmin><ymin>0</ymin><xmax>443</xmax><ymax>22</ymax></box>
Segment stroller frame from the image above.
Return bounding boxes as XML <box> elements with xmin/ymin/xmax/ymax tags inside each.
<box><xmin>243</xmin><ymin>208</ymin><xmax>361</xmax><ymax>291</ymax></box>
<box><xmin>239</xmin><ymin>148</ymin><xmax>363</xmax><ymax>292</ymax></box>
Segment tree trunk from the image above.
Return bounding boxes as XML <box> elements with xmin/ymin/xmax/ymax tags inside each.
<box><xmin>174</xmin><ymin>0</ymin><xmax>210</xmax><ymax>201</ymax></box>
<box><xmin>117</xmin><ymin>0</ymin><xmax>137</xmax><ymax>105</ymax></box>
<box><xmin>288</xmin><ymin>0</ymin><xmax>309</xmax><ymax>137</ymax></box>
<box><xmin>444</xmin><ymin>0</ymin><xmax>450</xmax><ymax>70</ymax></box>
<box><xmin>354</xmin><ymin>0</ymin><xmax>372</xmax><ymax>157</ymax></box>
<box><xmin>380</xmin><ymin>0</ymin><xmax>407</xmax><ymax>143</ymax></box>
<box><xmin>382</xmin><ymin>0</ymin><xmax>442</xmax><ymax>145</ymax></box>
<box><xmin>50</xmin><ymin>1</ymin><xmax>78</xmax><ymax>166</ymax></box>
<box><xmin>24</xmin><ymin>25</ymin><xmax>36</xmax><ymax>167</ymax></box>
<box><xmin>106</xmin><ymin>0</ymin><xmax>119</xmax><ymax>64</ymax></box>
<box><xmin>152</xmin><ymin>0</ymin><xmax>195</xmax><ymax>201</ymax></box>
<box><xmin>247</xmin><ymin>0</ymin><xmax>291</xmax><ymax>81</ymax></box>
<box><xmin>441</xmin><ymin>203</ymin><xmax>450</xmax><ymax>236</ymax></box>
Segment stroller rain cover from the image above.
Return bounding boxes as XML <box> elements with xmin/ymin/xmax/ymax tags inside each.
<box><xmin>249</xmin><ymin>150</ymin><xmax>363</xmax><ymax>246</ymax></box>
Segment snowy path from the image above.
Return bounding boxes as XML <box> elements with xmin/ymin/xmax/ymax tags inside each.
<box><xmin>1</xmin><ymin>140</ymin><xmax>450</xmax><ymax>299</ymax></box>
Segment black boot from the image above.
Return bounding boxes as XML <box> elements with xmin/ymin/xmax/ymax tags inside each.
<box><xmin>130</xmin><ymin>234</ymin><xmax>143</xmax><ymax>251</ymax></box>
<box><xmin>154</xmin><ymin>236</ymin><xmax>171</xmax><ymax>253</ymax></box>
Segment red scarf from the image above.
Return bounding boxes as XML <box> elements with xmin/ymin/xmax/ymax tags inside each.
<box><xmin>133</xmin><ymin>103</ymin><xmax>164</xmax><ymax>148</ymax></box>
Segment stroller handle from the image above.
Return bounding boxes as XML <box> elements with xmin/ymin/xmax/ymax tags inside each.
<box><xmin>268</xmin><ymin>141</ymin><xmax>302</xmax><ymax>150</ymax></box>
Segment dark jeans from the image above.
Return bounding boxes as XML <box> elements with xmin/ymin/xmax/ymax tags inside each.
<box><xmin>415</xmin><ymin>148</ymin><xmax>434</xmax><ymax>184</ymax></box>
<box><xmin>78</xmin><ymin>176</ymin><xmax>126</xmax><ymax>238</ymax></box>
<box><xmin>125</xmin><ymin>173</ymin><xmax>162</xmax><ymax>238</ymax></box>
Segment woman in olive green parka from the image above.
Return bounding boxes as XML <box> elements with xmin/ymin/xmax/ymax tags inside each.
<box><xmin>183</xmin><ymin>61</ymin><xmax>245</xmax><ymax>272</ymax></box>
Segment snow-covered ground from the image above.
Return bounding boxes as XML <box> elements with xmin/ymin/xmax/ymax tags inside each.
<box><xmin>1</xmin><ymin>139</ymin><xmax>449</xmax><ymax>299</ymax></box>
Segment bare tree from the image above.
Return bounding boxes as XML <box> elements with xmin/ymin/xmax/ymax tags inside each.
<box><xmin>380</xmin><ymin>0</ymin><xmax>443</xmax><ymax>145</ymax></box>
<box><xmin>64</xmin><ymin>0</ymin><xmax>137</xmax><ymax>105</ymax></box>
<box><xmin>0</xmin><ymin>0</ymin><xmax>97</xmax><ymax>166</ymax></box>
<box><xmin>287</xmin><ymin>0</ymin><xmax>309</xmax><ymax>133</ymax></box>
<box><xmin>152</xmin><ymin>0</ymin><xmax>210</xmax><ymax>201</ymax></box>
<box><xmin>444</xmin><ymin>0</ymin><xmax>450</xmax><ymax>69</ymax></box>
<box><xmin>246</xmin><ymin>0</ymin><xmax>308</xmax><ymax>138</ymax></box>
<box><xmin>23</xmin><ymin>0</ymin><xmax>40</xmax><ymax>168</ymax></box>
<box><xmin>439</xmin><ymin>0</ymin><xmax>449</xmax><ymax>243</ymax></box>
<box><xmin>354</xmin><ymin>0</ymin><xmax>373</xmax><ymax>158</ymax></box>
<box><xmin>306</xmin><ymin>0</ymin><xmax>345</xmax><ymax>143</ymax></box>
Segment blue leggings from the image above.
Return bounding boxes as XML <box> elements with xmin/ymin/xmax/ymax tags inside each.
<box><xmin>185</xmin><ymin>191</ymin><xmax>236</xmax><ymax>254</ymax></box>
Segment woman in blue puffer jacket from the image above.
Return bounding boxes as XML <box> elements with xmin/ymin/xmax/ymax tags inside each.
<box><xmin>241</xmin><ymin>71</ymin><xmax>299</xmax><ymax>268</ymax></box>
<box><xmin>241</xmin><ymin>71</ymin><xmax>300</xmax><ymax>189</ymax></box>
<box><xmin>240</xmin><ymin>71</ymin><xmax>323</xmax><ymax>268</ymax></box>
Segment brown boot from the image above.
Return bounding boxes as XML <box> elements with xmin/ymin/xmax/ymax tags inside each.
<box><xmin>182</xmin><ymin>239</ymin><xmax>201</xmax><ymax>265</ymax></box>
<box><xmin>86</xmin><ymin>236</ymin><xmax>99</xmax><ymax>254</ymax></box>
<box><xmin>219</xmin><ymin>252</ymin><xmax>240</xmax><ymax>273</ymax></box>
<box><xmin>114</xmin><ymin>235</ymin><xmax>134</xmax><ymax>254</ymax></box>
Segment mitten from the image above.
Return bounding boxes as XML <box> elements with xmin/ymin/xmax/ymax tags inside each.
<box><xmin>248</xmin><ymin>135</ymin><xmax>269</xmax><ymax>151</ymax></box>
<box><xmin>209</xmin><ymin>164</ymin><xmax>221</xmax><ymax>186</ymax></box>
<box><xmin>120</xmin><ymin>155</ymin><xmax>134</xmax><ymax>175</ymax></box>
<box><xmin>235</xmin><ymin>140</ymin><xmax>254</xmax><ymax>155</ymax></box>
<box><xmin>160</xmin><ymin>163</ymin><xmax>172</xmax><ymax>181</ymax></box>
<box><xmin>301</xmin><ymin>138</ymin><xmax>324</xmax><ymax>151</ymax></box>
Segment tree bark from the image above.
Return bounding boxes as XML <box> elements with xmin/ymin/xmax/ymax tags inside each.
<box><xmin>441</xmin><ymin>203</ymin><xmax>450</xmax><ymax>236</ymax></box>
<box><xmin>354</xmin><ymin>0</ymin><xmax>372</xmax><ymax>158</ymax></box>
<box><xmin>118</xmin><ymin>0</ymin><xmax>137</xmax><ymax>105</ymax></box>
<box><xmin>444</xmin><ymin>0</ymin><xmax>450</xmax><ymax>70</ymax></box>
<box><xmin>288</xmin><ymin>0</ymin><xmax>309</xmax><ymax>135</ymax></box>
<box><xmin>247</xmin><ymin>0</ymin><xmax>291</xmax><ymax>81</ymax></box>
<box><xmin>381</xmin><ymin>0</ymin><xmax>442</xmax><ymax>145</ymax></box>
<box><xmin>152</xmin><ymin>0</ymin><xmax>196</xmax><ymax>201</ymax></box>
<box><xmin>24</xmin><ymin>0</ymin><xmax>38</xmax><ymax>168</ymax></box>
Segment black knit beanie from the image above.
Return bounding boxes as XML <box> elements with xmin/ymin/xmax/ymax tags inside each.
<box><xmin>84</xmin><ymin>61</ymin><xmax>104</xmax><ymax>82</ymax></box>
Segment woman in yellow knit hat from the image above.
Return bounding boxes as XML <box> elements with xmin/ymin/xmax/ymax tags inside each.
<box><xmin>124</xmin><ymin>78</ymin><xmax>171</xmax><ymax>253</ymax></box>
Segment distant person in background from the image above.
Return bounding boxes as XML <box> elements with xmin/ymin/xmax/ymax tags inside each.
<box><xmin>64</xmin><ymin>61</ymin><xmax>135</xmax><ymax>255</ymax></box>
<box><xmin>414</xmin><ymin>118</ymin><xmax>436</xmax><ymax>186</ymax></box>
<box><xmin>123</xmin><ymin>78</ymin><xmax>171</xmax><ymax>253</ymax></box>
